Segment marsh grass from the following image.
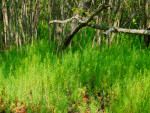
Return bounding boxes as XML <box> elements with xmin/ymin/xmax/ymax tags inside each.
<box><xmin>0</xmin><ymin>33</ymin><xmax>150</xmax><ymax>112</ymax></box>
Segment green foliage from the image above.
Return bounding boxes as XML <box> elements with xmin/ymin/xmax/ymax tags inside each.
<box><xmin>71</xmin><ymin>8</ymin><xmax>90</xmax><ymax>16</ymax></box>
<box><xmin>0</xmin><ymin>34</ymin><xmax>150</xmax><ymax>112</ymax></box>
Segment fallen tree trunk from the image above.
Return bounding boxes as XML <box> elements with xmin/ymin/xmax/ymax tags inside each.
<box><xmin>88</xmin><ymin>24</ymin><xmax>150</xmax><ymax>35</ymax></box>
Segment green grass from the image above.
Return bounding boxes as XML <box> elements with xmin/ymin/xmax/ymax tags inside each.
<box><xmin>0</xmin><ymin>35</ymin><xmax>150</xmax><ymax>112</ymax></box>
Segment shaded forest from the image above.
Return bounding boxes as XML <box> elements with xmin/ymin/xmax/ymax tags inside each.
<box><xmin>0</xmin><ymin>0</ymin><xmax>150</xmax><ymax>50</ymax></box>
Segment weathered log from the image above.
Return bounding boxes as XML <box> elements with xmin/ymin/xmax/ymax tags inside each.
<box><xmin>88</xmin><ymin>24</ymin><xmax>150</xmax><ymax>35</ymax></box>
<box><xmin>88</xmin><ymin>24</ymin><xmax>150</xmax><ymax>47</ymax></box>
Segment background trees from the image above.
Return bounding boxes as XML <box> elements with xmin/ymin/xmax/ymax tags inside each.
<box><xmin>0</xmin><ymin>0</ymin><xmax>150</xmax><ymax>50</ymax></box>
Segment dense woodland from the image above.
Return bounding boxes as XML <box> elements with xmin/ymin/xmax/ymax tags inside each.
<box><xmin>0</xmin><ymin>0</ymin><xmax>150</xmax><ymax>50</ymax></box>
<box><xmin>0</xmin><ymin>0</ymin><xmax>150</xmax><ymax>112</ymax></box>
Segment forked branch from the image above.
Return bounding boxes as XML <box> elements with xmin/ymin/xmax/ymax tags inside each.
<box><xmin>61</xmin><ymin>4</ymin><xmax>110</xmax><ymax>49</ymax></box>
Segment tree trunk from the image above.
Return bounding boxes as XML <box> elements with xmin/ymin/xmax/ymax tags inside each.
<box><xmin>109</xmin><ymin>0</ymin><xmax>121</xmax><ymax>46</ymax></box>
<box><xmin>48</xmin><ymin>0</ymin><xmax>52</xmax><ymax>45</ymax></box>
<box><xmin>24</xmin><ymin>0</ymin><xmax>27</xmax><ymax>44</ymax></box>
<box><xmin>2</xmin><ymin>0</ymin><xmax>9</xmax><ymax>46</ymax></box>
<box><xmin>29</xmin><ymin>0</ymin><xmax>33</xmax><ymax>43</ymax></box>
<box><xmin>9</xmin><ymin>0</ymin><xmax>14</xmax><ymax>46</ymax></box>
<box><xmin>62</xmin><ymin>0</ymin><xmax>92</xmax><ymax>49</ymax></box>
<box><xmin>15</xmin><ymin>0</ymin><xmax>19</xmax><ymax>47</ymax></box>
<box><xmin>144</xmin><ymin>0</ymin><xmax>150</xmax><ymax>48</ymax></box>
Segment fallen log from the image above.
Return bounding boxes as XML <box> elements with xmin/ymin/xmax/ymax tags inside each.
<box><xmin>88</xmin><ymin>24</ymin><xmax>150</xmax><ymax>35</ymax></box>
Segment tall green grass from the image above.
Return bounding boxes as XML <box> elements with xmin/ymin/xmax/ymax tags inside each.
<box><xmin>0</xmin><ymin>34</ymin><xmax>150</xmax><ymax>112</ymax></box>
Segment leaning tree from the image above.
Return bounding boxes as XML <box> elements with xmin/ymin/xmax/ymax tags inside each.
<box><xmin>49</xmin><ymin>0</ymin><xmax>150</xmax><ymax>51</ymax></box>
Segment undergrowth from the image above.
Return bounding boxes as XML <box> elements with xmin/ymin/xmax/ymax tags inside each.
<box><xmin>0</xmin><ymin>34</ymin><xmax>150</xmax><ymax>112</ymax></box>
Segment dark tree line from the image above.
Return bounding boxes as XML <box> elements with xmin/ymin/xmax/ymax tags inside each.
<box><xmin>0</xmin><ymin>0</ymin><xmax>150</xmax><ymax>51</ymax></box>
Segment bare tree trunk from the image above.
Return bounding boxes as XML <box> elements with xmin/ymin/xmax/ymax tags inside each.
<box><xmin>0</xmin><ymin>1</ymin><xmax>3</xmax><ymax>48</ymax></box>
<box><xmin>29</xmin><ymin>0</ymin><xmax>33</xmax><ymax>43</ymax></box>
<box><xmin>92</xmin><ymin>16</ymin><xmax>101</xmax><ymax>47</ymax></box>
<box><xmin>9</xmin><ymin>0</ymin><xmax>14</xmax><ymax>46</ymax></box>
<box><xmin>24</xmin><ymin>0</ymin><xmax>27</xmax><ymax>44</ymax></box>
<box><xmin>110</xmin><ymin>0</ymin><xmax>121</xmax><ymax>45</ymax></box>
<box><xmin>33</xmin><ymin>0</ymin><xmax>40</xmax><ymax>42</ymax></box>
<box><xmin>62</xmin><ymin>0</ymin><xmax>92</xmax><ymax>49</ymax></box>
<box><xmin>52</xmin><ymin>0</ymin><xmax>56</xmax><ymax>42</ymax></box>
<box><xmin>61</xmin><ymin>0</ymin><xmax>65</xmax><ymax>37</ymax></box>
<box><xmin>52</xmin><ymin>0</ymin><xmax>62</xmax><ymax>52</ymax></box>
<box><xmin>31</xmin><ymin>0</ymin><xmax>36</xmax><ymax>43</ymax></box>
<box><xmin>2</xmin><ymin>0</ymin><xmax>9</xmax><ymax>46</ymax></box>
<box><xmin>18</xmin><ymin>0</ymin><xmax>23</xmax><ymax>48</ymax></box>
<box><xmin>15</xmin><ymin>0</ymin><xmax>19</xmax><ymax>47</ymax></box>
<box><xmin>48</xmin><ymin>0</ymin><xmax>52</xmax><ymax>45</ymax></box>
<box><xmin>97</xmin><ymin>17</ymin><xmax>103</xmax><ymax>46</ymax></box>
<box><xmin>144</xmin><ymin>0</ymin><xmax>150</xmax><ymax>47</ymax></box>
<box><xmin>19</xmin><ymin>0</ymin><xmax>26</xmax><ymax>46</ymax></box>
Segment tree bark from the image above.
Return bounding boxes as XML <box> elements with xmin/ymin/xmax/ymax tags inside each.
<box><xmin>88</xmin><ymin>24</ymin><xmax>150</xmax><ymax>35</ymax></box>
<box><xmin>29</xmin><ymin>0</ymin><xmax>33</xmax><ymax>43</ymax></box>
<box><xmin>144</xmin><ymin>0</ymin><xmax>150</xmax><ymax>47</ymax></box>
<box><xmin>2</xmin><ymin>0</ymin><xmax>9</xmax><ymax>46</ymax></box>
<box><xmin>9</xmin><ymin>0</ymin><xmax>13</xmax><ymax>46</ymax></box>
<box><xmin>109</xmin><ymin>0</ymin><xmax>121</xmax><ymax>46</ymax></box>
<box><xmin>48</xmin><ymin>0</ymin><xmax>52</xmax><ymax>45</ymax></box>
<box><xmin>61</xmin><ymin>2</ymin><xmax>109</xmax><ymax>50</ymax></box>
<box><xmin>24</xmin><ymin>0</ymin><xmax>27</xmax><ymax>43</ymax></box>
<box><xmin>15</xmin><ymin>0</ymin><xmax>19</xmax><ymax>47</ymax></box>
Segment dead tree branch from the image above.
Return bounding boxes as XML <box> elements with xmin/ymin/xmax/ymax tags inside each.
<box><xmin>88</xmin><ymin>24</ymin><xmax>150</xmax><ymax>35</ymax></box>
<box><xmin>49</xmin><ymin>15</ymin><xmax>81</xmax><ymax>24</ymax></box>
